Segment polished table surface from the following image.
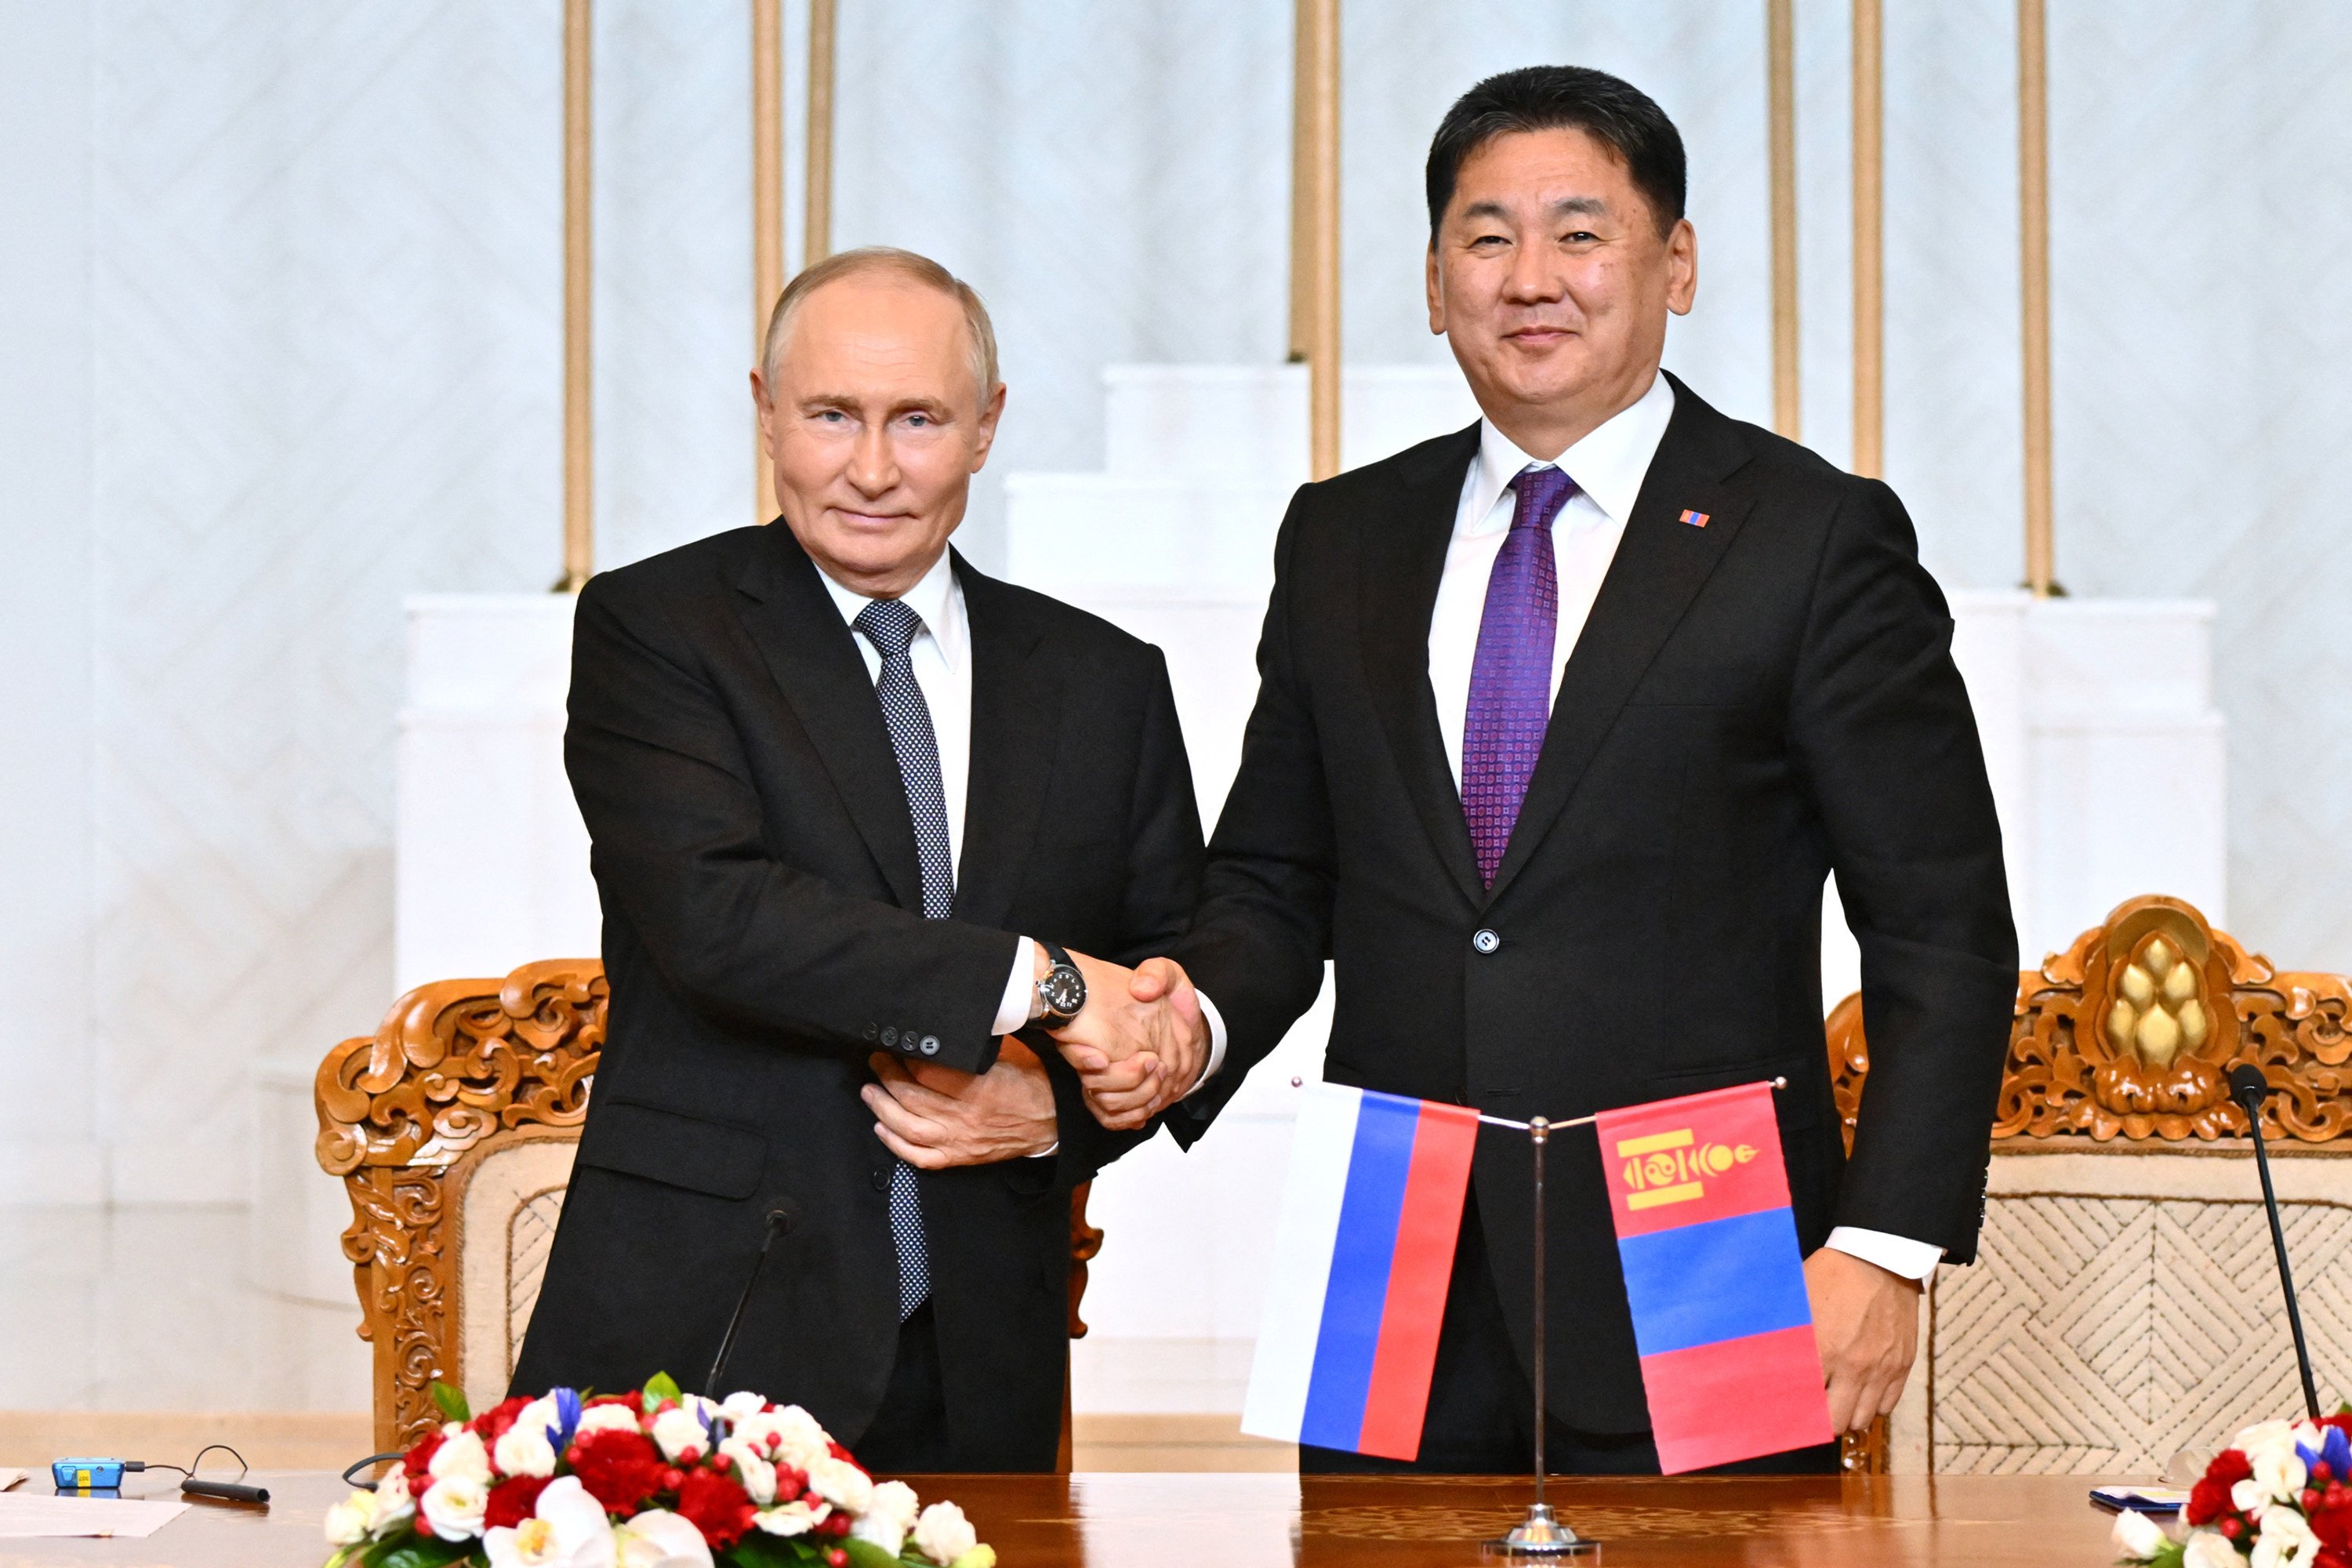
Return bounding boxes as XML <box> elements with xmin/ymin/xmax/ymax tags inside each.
<box><xmin>1</xmin><ymin>1469</ymin><xmax>2143</xmax><ymax>1566</ymax></box>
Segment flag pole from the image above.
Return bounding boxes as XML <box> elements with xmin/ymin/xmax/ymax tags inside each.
<box><xmin>1486</xmin><ymin>1115</ymin><xmax>1595</xmax><ymax>1558</ymax></box>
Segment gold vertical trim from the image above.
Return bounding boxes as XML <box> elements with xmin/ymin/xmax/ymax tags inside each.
<box><xmin>1767</xmin><ymin>0</ymin><xmax>1801</xmax><ymax>443</ymax></box>
<box><xmin>561</xmin><ymin>0</ymin><xmax>593</xmax><ymax>592</ymax></box>
<box><xmin>752</xmin><ymin>0</ymin><xmax>783</xmax><ymax>521</ymax></box>
<box><xmin>804</xmin><ymin>0</ymin><xmax>837</xmax><ymax>267</ymax></box>
<box><xmin>2018</xmin><ymin>0</ymin><xmax>2056</xmax><ymax>595</ymax></box>
<box><xmin>1303</xmin><ymin>0</ymin><xmax>1341</xmax><ymax>481</ymax></box>
<box><xmin>1851</xmin><ymin>0</ymin><xmax>1883</xmax><ymax>478</ymax></box>
<box><xmin>1287</xmin><ymin>0</ymin><xmax>1314</xmax><ymax>365</ymax></box>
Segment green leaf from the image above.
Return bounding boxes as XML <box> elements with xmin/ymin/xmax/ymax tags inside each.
<box><xmin>842</xmin><ymin>1538</ymin><xmax>913</xmax><ymax>1568</ymax></box>
<box><xmin>355</xmin><ymin>1532</ymin><xmax>479</xmax><ymax>1568</ymax></box>
<box><xmin>723</xmin><ymin>1533</ymin><xmax>826</xmax><ymax>1567</ymax></box>
<box><xmin>642</xmin><ymin>1370</ymin><xmax>684</xmax><ymax>1412</ymax></box>
<box><xmin>428</xmin><ymin>1381</ymin><xmax>471</xmax><ymax>1424</ymax></box>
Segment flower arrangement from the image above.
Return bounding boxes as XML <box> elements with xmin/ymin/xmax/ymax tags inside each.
<box><xmin>322</xmin><ymin>1374</ymin><xmax>993</xmax><ymax>1568</ymax></box>
<box><xmin>2113</xmin><ymin>1414</ymin><xmax>2352</xmax><ymax>1568</ymax></box>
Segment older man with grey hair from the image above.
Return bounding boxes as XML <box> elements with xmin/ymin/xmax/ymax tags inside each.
<box><xmin>512</xmin><ymin>247</ymin><xmax>1209</xmax><ymax>1472</ymax></box>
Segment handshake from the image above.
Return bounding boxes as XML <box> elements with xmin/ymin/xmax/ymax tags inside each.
<box><xmin>1035</xmin><ymin>946</ymin><xmax>1213</xmax><ymax>1131</ymax></box>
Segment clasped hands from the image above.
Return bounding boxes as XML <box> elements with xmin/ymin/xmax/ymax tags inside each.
<box><xmin>859</xmin><ymin>947</ymin><xmax>1208</xmax><ymax>1170</ymax></box>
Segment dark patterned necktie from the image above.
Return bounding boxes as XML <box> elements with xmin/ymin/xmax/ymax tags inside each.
<box><xmin>1462</xmin><ymin>465</ymin><xmax>1577</xmax><ymax>887</ymax></box>
<box><xmin>853</xmin><ymin>597</ymin><xmax>951</xmax><ymax>1319</ymax></box>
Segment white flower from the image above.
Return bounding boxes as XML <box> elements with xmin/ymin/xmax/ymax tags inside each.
<box><xmin>372</xmin><ymin>1469</ymin><xmax>416</xmax><ymax>1536</ymax></box>
<box><xmin>753</xmin><ymin>1499</ymin><xmax>831</xmax><ymax>1537</ymax></box>
<box><xmin>649</xmin><ymin>1404</ymin><xmax>711</xmax><ymax>1463</ymax></box>
<box><xmin>2238</xmin><ymin>1423</ymin><xmax>2300</xmax><ymax>1468</ymax></box>
<box><xmin>717</xmin><ymin>1436</ymin><xmax>777</xmax><ymax>1505</ymax></box>
<box><xmin>718</xmin><ymin>1392</ymin><xmax>768</xmax><ymax>1421</ymax></box>
<box><xmin>430</xmin><ymin>1429</ymin><xmax>494</xmax><ymax>1486</ymax></box>
<box><xmin>325</xmin><ymin>1488</ymin><xmax>384</xmax><ymax>1547</ymax></box>
<box><xmin>853</xmin><ymin>1479</ymin><xmax>920</xmax><ymax>1557</ymax></box>
<box><xmin>2253</xmin><ymin>1505</ymin><xmax>2321</xmax><ymax>1568</ymax></box>
<box><xmin>496</xmin><ymin>1421</ymin><xmax>560</xmax><ymax>1479</ymax></box>
<box><xmin>913</xmin><ymin>1501</ymin><xmax>980</xmax><ymax>1566</ymax></box>
<box><xmin>2254</xmin><ymin>1446</ymin><xmax>2310</xmax><ymax>1504</ymax></box>
<box><xmin>735</xmin><ymin>1403</ymin><xmax>833</xmax><ymax>1472</ymax></box>
<box><xmin>2236</xmin><ymin>1479</ymin><xmax>2270</xmax><ymax>1515</ymax></box>
<box><xmin>577</xmin><ymin>1403</ymin><xmax>644</xmax><ymax>1436</ymax></box>
<box><xmin>483</xmin><ymin>1476</ymin><xmax>619</xmax><ymax>1568</ymax></box>
<box><xmin>806</xmin><ymin>1454</ymin><xmax>874</xmax><ymax>1515</ymax></box>
<box><xmin>421</xmin><ymin>1472</ymin><xmax>491</xmax><ymax>1541</ymax></box>
<box><xmin>2185</xmin><ymin>1530</ymin><xmax>2249</xmax><ymax>1568</ymax></box>
<box><xmin>614</xmin><ymin>1508</ymin><xmax>714</xmax><ymax>1568</ymax></box>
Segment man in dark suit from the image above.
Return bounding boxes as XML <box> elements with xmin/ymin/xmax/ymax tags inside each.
<box><xmin>1074</xmin><ymin>66</ymin><xmax>2016</xmax><ymax>1473</ymax></box>
<box><xmin>512</xmin><ymin>246</ymin><xmax>1206</xmax><ymax>1472</ymax></box>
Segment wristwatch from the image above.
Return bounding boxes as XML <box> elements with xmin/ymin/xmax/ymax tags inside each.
<box><xmin>1033</xmin><ymin>942</ymin><xmax>1087</xmax><ymax>1027</ymax></box>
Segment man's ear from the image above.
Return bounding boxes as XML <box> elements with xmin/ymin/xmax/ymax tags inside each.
<box><xmin>1425</xmin><ymin>244</ymin><xmax>1446</xmax><ymax>334</ymax></box>
<box><xmin>750</xmin><ymin>368</ymin><xmax>777</xmax><ymax>456</ymax></box>
<box><xmin>1664</xmin><ymin>218</ymin><xmax>1698</xmax><ymax>316</ymax></box>
<box><xmin>969</xmin><ymin>379</ymin><xmax>1008</xmax><ymax>472</ymax></box>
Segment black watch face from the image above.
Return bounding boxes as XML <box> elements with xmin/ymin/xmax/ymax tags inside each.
<box><xmin>1040</xmin><ymin>965</ymin><xmax>1085</xmax><ymax>1017</ymax></box>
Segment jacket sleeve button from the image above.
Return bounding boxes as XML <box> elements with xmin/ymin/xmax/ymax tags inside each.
<box><xmin>920</xmin><ymin>1035</ymin><xmax>941</xmax><ymax>1056</ymax></box>
<box><xmin>863</xmin><ymin>1022</ymin><xmax>879</xmax><ymax>1041</ymax></box>
<box><xmin>880</xmin><ymin>1026</ymin><xmax>898</xmax><ymax>1047</ymax></box>
<box><xmin>1472</xmin><ymin>928</ymin><xmax>1502</xmax><ymax>955</ymax></box>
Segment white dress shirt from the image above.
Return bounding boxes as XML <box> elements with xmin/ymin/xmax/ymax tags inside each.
<box><xmin>818</xmin><ymin>551</ymin><xmax>1227</xmax><ymax>1087</ymax></box>
<box><xmin>1417</xmin><ymin>372</ymin><xmax>1939</xmax><ymax>1283</ymax></box>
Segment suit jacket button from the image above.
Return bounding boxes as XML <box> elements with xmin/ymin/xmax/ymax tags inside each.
<box><xmin>880</xmin><ymin>1026</ymin><xmax>899</xmax><ymax>1047</ymax></box>
<box><xmin>920</xmin><ymin>1035</ymin><xmax>941</xmax><ymax>1056</ymax></box>
<box><xmin>863</xmin><ymin>1022</ymin><xmax>879</xmax><ymax>1041</ymax></box>
<box><xmin>871</xmin><ymin>1168</ymin><xmax>889</xmax><ymax>1192</ymax></box>
<box><xmin>1472</xmin><ymin>928</ymin><xmax>1502</xmax><ymax>955</ymax></box>
<box><xmin>902</xmin><ymin>1025</ymin><xmax>920</xmax><ymax>1052</ymax></box>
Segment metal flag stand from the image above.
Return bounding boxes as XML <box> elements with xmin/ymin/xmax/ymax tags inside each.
<box><xmin>1476</xmin><ymin>1076</ymin><xmax>1789</xmax><ymax>1559</ymax></box>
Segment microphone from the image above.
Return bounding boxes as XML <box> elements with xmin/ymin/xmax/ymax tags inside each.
<box><xmin>2230</xmin><ymin>1064</ymin><xmax>2321</xmax><ymax>1420</ymax></box>
<box><xmin>181</xmin><ymin>1478</ymin><xmax>270</xmax><ymax>1505</ymax></box>
<box><xmin>706</xmin><ymin>1202</ymin><xmax>799</xmax><ymax>1396</ymax></box>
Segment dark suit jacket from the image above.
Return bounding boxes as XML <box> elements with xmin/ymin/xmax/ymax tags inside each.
<box><xmin>1171</xmin><ymin>374</ymin><xmax>2016</xmax><ymax>1432</ymax></box>
<box><xmin>511</xmin><ymin>522</ymin><xmax>1200</xmax><ymax>1470</ymax></box>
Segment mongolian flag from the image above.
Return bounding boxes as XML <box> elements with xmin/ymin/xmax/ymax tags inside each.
<box><xmin>1595</xmin><ymin>1080</ymin><xmax>1835</xmax><ymax>1472</ymax></box>
<box><xmin>1241</xmin><ymin>1083</ymin><xmax>1479</xmax><ymax>1460</ymax></box>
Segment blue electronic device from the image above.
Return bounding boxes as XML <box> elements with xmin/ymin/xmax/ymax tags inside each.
<box><xmin>51</xmin><ymin>1457</ymin><xmax>126</xmax><ymax>1490</ymax></box>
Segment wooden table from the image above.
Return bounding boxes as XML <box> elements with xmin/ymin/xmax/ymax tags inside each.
<box><xmin>1</xmin><ymin>1469</ymin><xmax>2141</xmax><ymax>1566</ymax></box>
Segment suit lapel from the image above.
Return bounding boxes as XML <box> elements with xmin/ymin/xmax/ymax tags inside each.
<box><xmin>953</xmin><ymin>556</ymin><xmax>1058</xmax><ymax>929</ymax></box>
<box><xmin>1360</xmin><ymin>423</ymin><xmax>1485</xmax><ymax>907</ymax></box>
<box><xmin>1486</xmin><ymin>374</ymin><xmax>1758</xmax><ymax>902</ymax></box>
<box><xmin>731</xmin><ymin>524</ymin><xmax>925</xmax><ymax>913</ymax></box>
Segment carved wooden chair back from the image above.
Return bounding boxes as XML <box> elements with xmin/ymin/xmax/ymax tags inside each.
<box><xmin>1825</xmin><ymin>894</ymin><xmax>2352</xmax><ymax>1475</ymax></box>
<box><xmin>317</xmin><ymin>959</ymin><xmax>1102</xmax><ymax>1466</ymax></box>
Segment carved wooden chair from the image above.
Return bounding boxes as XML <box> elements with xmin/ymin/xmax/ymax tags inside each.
<box><xmin>1830</xmin><ymin>894</ymin><xmax>2352</xmax><ymax>1473</ymax></box>
<box><xmin>316</xmin><ymin>959</ymin><xmax>1102</xmax><ymax>1467</ymax></box>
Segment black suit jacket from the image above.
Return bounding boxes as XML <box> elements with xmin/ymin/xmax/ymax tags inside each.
<box><xmin>1171</xmin><ymin>375</ymin><xmax>2016</xmax><ymax>1432</ymax></box>
<box><xmin>511</xmin><ymin>522</ymin><xmax>1200</xmax><ymax>1469</ymax></box>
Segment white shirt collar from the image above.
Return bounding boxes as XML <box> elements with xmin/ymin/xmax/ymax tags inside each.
<box><xmin>1461</xmin><ymin>370</ymin><xmax>1678</xmax><ymax>536</ymax></box>
<box><xmin>815</xmin><ymin>545</ymin><xmax>963</xmax><ymax>662</ymax></box>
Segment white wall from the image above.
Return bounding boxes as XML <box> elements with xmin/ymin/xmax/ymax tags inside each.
<box><xmin>5</xmin><ymin>0</ymin><xmax>2352</xmax><ymax>1222</ymax></box>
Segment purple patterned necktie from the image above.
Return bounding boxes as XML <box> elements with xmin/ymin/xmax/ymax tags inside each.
<box><xmin>1463</xmin><ymin>464</ymin><xmax>1577</xmax><ymax>887</ymax></box>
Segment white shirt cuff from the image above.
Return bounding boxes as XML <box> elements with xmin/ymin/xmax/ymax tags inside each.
<box><xmin>1182</xmin><ymin>991</ymin><xmax>1230</xmax><ymax>1098</ymax></box>
<box><xmin>992</xmin><ymin>937</ymin><xmax>1037</xmax><ymax>1036</ymax></box>
<box><xmin>1824</xmin><ymin>1226</ymin><xmax>1944</xmax><ymax>1281</ymax></box>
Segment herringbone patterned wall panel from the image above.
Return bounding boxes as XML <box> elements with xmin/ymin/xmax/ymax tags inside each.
<box><xmin>1933</xmin><ymin>1194</ymin><xmax>2352</xmax><ymax>1472</ymax></box>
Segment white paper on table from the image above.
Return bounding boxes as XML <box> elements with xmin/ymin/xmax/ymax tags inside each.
<box><xmin>0</xmin><ymin>1470</ymin><xmax>25</xmax><ymax>1492</ymax></box>
<box><xmin>0</xmin><ymin>1492</ymin><xmax>188</xmax><ymax>1537</ymax></box>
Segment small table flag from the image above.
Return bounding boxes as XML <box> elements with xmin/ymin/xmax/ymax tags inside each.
<box><xmin>1594</xmin><ymin>1080</ymin><xmax>1833</xmax><ymax>1473</ymax></box>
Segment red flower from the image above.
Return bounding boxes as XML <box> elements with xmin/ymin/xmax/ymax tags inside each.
<box><xmin>2315</xmin><ymin>1505</ymin><xmax>2352</xmax><ymax>1552</ymax></box>
<box><xmin>484</xmin><ymin>1475</ymin><xmax>551</xmax><ymax>1530</ymax></box>
<box><xmin>568</xmin><ymin>1428</ymin><xmax>666</xmax><ymax>1514</ymax></box>
<box><xmin>402</xmin><ymin>1431</ymin><xmax>445</xmax><ymax>1486</ymax></box>
<box><xmin>2207</xmin><ymin>1449</ymin><xmax>2254</xmax><ymax>1486</ymax></box>
<box><xmin>472</xmin><ymin>1396</ymin><xmax>533</xmax><ymax>1444</ymax></box>
<box><xmin>674</xmin><ymin>1468</ymin><xmax>753</xmax><ymax>1549</ymax></box>
<box><xmin>585</xmin><ymin>1393</ymin><xmax>641</xmax><ymax>1412</ymax></box>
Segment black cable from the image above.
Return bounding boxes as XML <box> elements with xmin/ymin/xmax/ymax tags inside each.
<box><xmin>342</xmin><ymin>1450</ymin><xmax>408</xmax><ymax>1487</ymax></box>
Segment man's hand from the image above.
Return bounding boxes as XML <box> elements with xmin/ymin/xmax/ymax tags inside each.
<box><xmin>1805</xmin><ymin>1247</ymin><xmax>1923</xmax><ymax>1433</ymax></box>
<box><xmin>1042</xmin><ymin>950</ymin><xmax>1209</xmax><ymax>1131</ymax></box>
<box><xmin>861</xmin><ymin>1038</ymin><xmax>1057</xmax><ymax>1168</ymax></box>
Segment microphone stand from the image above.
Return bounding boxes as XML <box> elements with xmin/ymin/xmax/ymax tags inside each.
<box><xmin>2231</xmin><ymin>1065</ymin><xmax>2321</xmax><ymax>1421</ymax></box>
<box><xmin>706</xmin><ymin>1206</ymin><xmax>796</xmax><ymax>1397</ymax></box>
<box><xmin>1485</xmin><ymin>1117</ymin><xmax>1595</xmax><ymax>1558</ymax></box>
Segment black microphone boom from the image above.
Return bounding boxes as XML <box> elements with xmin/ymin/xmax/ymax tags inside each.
<box><xmin>2231</xmin><ymin>1063</ymin><xmax>2322</xmax><ymax>1421</ymax></box>
<box><xmin>706</xmin><ymin>1203</ymin><xmax>797</xmax><ymax>1397</ymax></box>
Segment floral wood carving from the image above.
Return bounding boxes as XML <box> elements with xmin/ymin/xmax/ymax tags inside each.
<box><xmin>316</xmin><ymin>960</ymin><xmax>605</xmax><ymax>1452</ymax></box>
<box><xmin>1825</xmin><ymin>895</ymin><xmax>2352</xmax><ymax>1145</ymax></box>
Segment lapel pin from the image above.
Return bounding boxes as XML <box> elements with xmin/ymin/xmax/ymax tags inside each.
<box><xmin>1679</xmin><ymin>509</ymin><xmax>1711</xmax><ymax>528</ymax></box>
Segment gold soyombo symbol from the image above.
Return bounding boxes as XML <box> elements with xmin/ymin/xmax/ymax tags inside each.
<box><xmin>1614</xmin><ymin>1128</ymin><xmax>1758</xmax><ymax>1210</ymax></box>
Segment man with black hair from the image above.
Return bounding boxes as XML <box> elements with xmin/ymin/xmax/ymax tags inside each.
<box><xmin>1094</xmin><ymin>65</ymin><xmax>2016</xmax><ymax>1475</ymax></box>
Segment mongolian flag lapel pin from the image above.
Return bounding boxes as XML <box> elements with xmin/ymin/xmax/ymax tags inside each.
<box><xmin>1679</xmin><ymin>509</ymin><xmax>1711</xmax><ymax>528</ymax></box>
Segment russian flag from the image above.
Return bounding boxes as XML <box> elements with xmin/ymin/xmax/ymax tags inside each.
<box><xmin>1241</xmin><ymin>1083</ymin><xmax>1479</xmax><ymax>1459</ymax></box>
<box><xmin>1594</xmin><ymin>1080</ymin><xmax>1834</xmax><ymax>1472</ymax></box>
